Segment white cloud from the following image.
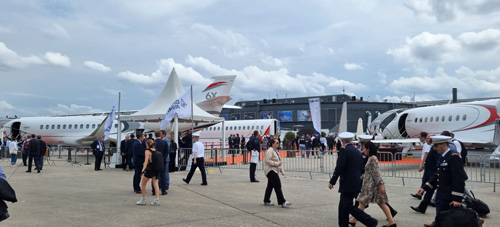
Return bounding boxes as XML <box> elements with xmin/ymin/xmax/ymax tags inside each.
<box><xmin>378</xmin><ymin>72</ymin><xmax>387</xmax><ymax>84</ymax></box>
<box><xmin>84</xmin><ymin>61</ymin><xmax>111</xmax><ymax>72</ymax></box>
<box><xmin>344</xmin><ymin>63</ymin><xmax>364</xmax><ymax>70</ymax></box>
<box><xmin>0</xmin><ymin>42</ymin><xmax>44</xmax><ymax>68</ymax></box>
<box><xmin>46</xmin><ymin>104</ymin><xmax>103</xmax><ymax>115</ymax></box>
<box><xmin>404</xmin><ymin>0</ymin><xmax>500</xmax><ymax>22</ymax></box>
<box><xmin>0</xmin><ymin>100</ymin><xmax>14</xmax><ymax>110</ymax></box>
<box><xmin>458</xmin><ymin>29</ymin><xmax>500</xmax><ymax>51</ymax></box>
<box><xmin>44</xmin><ymin>52</ymin><xmax>71</xmax><ymax>67</ymax></box>
<box><xmin>387</xmin><ymin>32</ymin><xmax>461</xmax><ymax>64</ymax></box>
<box><xmin>388</xmin><ymin>67</ymin><xmax>500</xmax><ymax>99</ymax></box>
<box><xmin>40</xmin><ymin>23</ymin><xmax>70</xmax><ymax>39</ymax></box>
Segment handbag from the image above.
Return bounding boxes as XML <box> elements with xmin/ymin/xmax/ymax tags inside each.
<box><xmin>250</xmin><ymin>150</ymin><xmax>259</xmax><ymax>164</ymax></box>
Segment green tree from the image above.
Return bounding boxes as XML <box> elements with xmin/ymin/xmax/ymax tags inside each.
<box><xmin>282</xmin><ymin>131</ymin><xmax>296</xmax><ymax>149</ymax></box>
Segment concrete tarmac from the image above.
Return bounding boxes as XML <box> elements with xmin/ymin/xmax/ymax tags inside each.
<box><xmin>1</xmin><ymin>160</ymin><xmax>498</xmax><ymax>227</ymax></box>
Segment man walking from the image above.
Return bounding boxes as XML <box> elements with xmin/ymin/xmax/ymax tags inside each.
<box><xmin>121</xmin><ymin>135</ymin><xmax>130</xmax><ymax>170</ymax></box>
<box><xmin>182</xmin><ymin>132</ymin><xmax>207</xmax><ymax>185</ymax></box>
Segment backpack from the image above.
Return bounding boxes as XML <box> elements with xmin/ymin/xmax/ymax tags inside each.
<box><xmin>150</xmin><ymin>149</ymin><xmax>164</xmax><ymax>171</ymax></box>
<box><xmin>453</xmin><ymin>139</ymin><xmax>468</xmax><ymax>165</ymax></box>
<box><xmin>464</xmin><ymin>190</ymin><xmax>490</xmax><ymax>218</ymax></box>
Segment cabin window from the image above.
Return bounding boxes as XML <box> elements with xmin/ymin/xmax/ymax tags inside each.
<box><xmin>238</xmin><ymin>126</ymin><xmax>241</xmax><ymax>130</ymax></box>
<box><xmin>251</xmin><ymin>126</ymin><xmax>254</xmax><ymax>130</ymax></box>
<box><xmin>40</xmin><ymin>125</ymin><xmax>43</xmax><ymax>129</ymax></box>
<box><xmin>225</xmin><ymin>126</ymin><xmax>228</xmax><ymax>130</ymax></box>
<box><xmin>430</xmin><ymin>117</ymin><xmax>433</xmax><ymax>122</ymax></box>
<box><xmin>114</xmin><ymin>124</ymin><xmax>118</xmax><ymax>128</ymax></box>
<box><xmin>435</xmin><ymin>116</ymin><xmax>439</xmax><ymax>122</ymax></box>
<box><xmin>419</xmin><ymin>118</ymin><xmax>422</xmax><ymax>123</ymax></box>
<box><xmin>455</xmin><ymin>115</ymin><xmax>460</xmax><ymax>121</ymax></box>
<box><xmin>57</xmin><ymin>125</ymin><xmax>60</xmax><ymax>129</ymax></box>
<box><xmin>441</xmin><ymin>116</ymin><xmax>445</xmax><ymax>122</ymax></box>
<box><xmin>243</xmin><ymin>126</ymin><xmax>246</xmax><ymax>130</ymax></box>
<box><xmin>69</xmin><ymin>125</ymin><xmax>72</xmax><ymax>129</ymax></box>
<box><xmin>86</xmin><ymin>124</ymin><xmax>90</xmax><ymax>129</ymax></box>
<box><xmin>63</xmin><ymin>125</ymin><xmax>66</xmax><ymax>129</ymax></box>
<box><xmin>424</xmin><ymin>117</ymin><xmax>428</xmax><ymax>123</ymax></box>
<box><xmin>261</xmin><ymin>125</ymin><xmax>264</xmax><ymax>130</ymax></box>
<box><xmin>448</xmin><ymin>115</ymin><xmax>452</xmax><ymax>122</ymax></box>
<box><xmin>414</xmin><ymin>118</ymin><xmax>418</xmax><ymax>122</ymax></box>
<box><xmin>463</xmin><ymin>115</ymin><xmax>467</xmax><ymax>121</ymax></box>
<box><xmin>92</xmin><ymin>124</ymin><xmax>96</xmax><ymax>129</ymax></box>
<box><xmin>74</xmin><ymin>124</ymin><xmax>78</xmax><ymax>129</ymax></box>
<box><xmin>46</xmin><ymin>125</ymin><xmax>49</xmax><ymax>129</ymax></box>
<box><xmin>80</xmin><ymin>124</ymin><xmax>83</xmax><ymax>129</ymax></box>
<box><xmin>52</xmin><ymin>125</ymin><xmax>55</xmax><ymax>129</ymax></box>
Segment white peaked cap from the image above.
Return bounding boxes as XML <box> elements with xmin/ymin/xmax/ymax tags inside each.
<box><xmin>358</xmin><ymin>135</ymin><xmax>372</xmax><ymax>142</ymax></box>
<box><xmin>338</xmin><ymin>132</ymin><xmax>355</xmax><ymax>140</ymax></box>
<box><xmin>430</xmin><ymin>135</ymin><xmax>451</xmax><ymax>144</ymax></box>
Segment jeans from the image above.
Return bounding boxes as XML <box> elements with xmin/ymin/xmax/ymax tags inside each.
<box><xmin>11</xmin><ymin>154</ymin><xmax>17</xmax><ymax>165</ymax></box>
<box><xmin>299</xmin><ymin>145</ymin><xmax>306</xmax><ymax>157</ymax></box>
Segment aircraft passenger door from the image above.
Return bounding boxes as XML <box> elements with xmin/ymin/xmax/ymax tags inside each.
<box><xmin>494</xmin><ymin>119</ymin><xmax>500</xmax><ymax>145</ymax></box>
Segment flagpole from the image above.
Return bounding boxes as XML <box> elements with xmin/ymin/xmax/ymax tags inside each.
<box><xmin>116</xmin><ymin>92</ymin><xmax>121</xmax><ymax>168</ymax></box>
<box><xmin>190</xmin><ymin>85</ymin><xmax>194</xmax><ymax>145</ymax></box>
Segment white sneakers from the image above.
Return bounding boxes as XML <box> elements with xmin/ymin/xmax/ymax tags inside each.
<box><xmin>136</xmin><ymin>197</ymin><xmax>146</xmax><ymax>205</ymax></box>
<box><xmin>151</xmin><ymin>198</ymin><xmax>160</xmax><ymax>206</ymax></box>
<box><xmin>264</xmin><ymin>201</ymin><xmax>275</xmax><ymax>206</ymax></box>
<box><xmin>137</xmin><ymin>197</ymin><xmax>160</xmax><ymax>206</ymax></box>
<box><xmin>281</xmin><ymin>201</ymin><xmax>292</xmax><ymax>208</ymax></box>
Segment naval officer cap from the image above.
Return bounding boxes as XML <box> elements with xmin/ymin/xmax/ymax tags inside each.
<box><xmin>192</xmin><ymin>131</ymin><xmax>201</xmax><ymax>137</ymax></box>
<box><xmin>430</xmin><ymin>135</ymin><xmax>451</xmax><ymax>145</ymax></box>
<box><xmin>358</xmin><ymin>135</ymin><xmax>372</xmax><ymax>142</ymax></box>
<box><xmin>338</xmin><ymin>132</ymin><xmax>355</xmax><ymax>140</ymax></box>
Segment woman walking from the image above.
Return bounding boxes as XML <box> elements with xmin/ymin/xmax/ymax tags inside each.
<box><xmin>263</xmin><ymin>138</ymin><xmax>291</xmax><ymax>208</ymax></box>
<box><xmin>350</xmin><ymin>142</ymin><xmax>396</xmax><ymax>227</ymax></box>
<box><xmin>137</xmin><ymin>139</ymin><xmax>161</xmax><ymax>206</ymax></box>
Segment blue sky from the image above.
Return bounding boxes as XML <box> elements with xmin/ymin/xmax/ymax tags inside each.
<box><xmin>1</xmin><ymin>0</ymin><xmax>500</xmax><ymax>118</ymax></box>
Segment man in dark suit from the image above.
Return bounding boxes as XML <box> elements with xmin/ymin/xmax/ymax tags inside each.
<box><xmin>418</xmin><ymin>136</ymin><xmax>468</xmax><ymax>227</ymax></box>
<box><xmin>26</xmin><ymin>134</ymin><xmax>40</xmax><ymax>173</ymax></box>
<box><xmin>133</xmin><ymin>133</ymin><xmax>145</xmax><ymax>193</ymax></box>
<box><xmin>154</xmin><ymin>131</ymin><xmax>169</xmax><ymax>195</ymax></box>
<box><xmin>37</xmin><ymin>135</ymin><xmax>46</xmax><ymax>171</ymax></box>
<box><xmin>126</xmin><ymin>134</ymin><xmax>135</xmax><ymax>171</ymax></box>
<box><xmin>328</xmin><ymin>132</ymin><xmax>377</xmax><ymax>227</ymax></box>
<box><xmin>120</xmin><ymin>135</ymin><xmax>129</xmax><ymax>170</ymax></box>
<box><xmin>90</xmin><ymin>135</ymin><xmax>105</xmax><ymax>171</ymax></box>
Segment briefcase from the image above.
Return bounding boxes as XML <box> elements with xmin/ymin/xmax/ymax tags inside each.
<box><xmin>439</xmin><ymin>206</ymin><xmax>478</xmax><ymax>227</ymax></box>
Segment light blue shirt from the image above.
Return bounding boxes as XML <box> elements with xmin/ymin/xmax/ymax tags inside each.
<box><xmin>0</xmin><ymin>165</ymin><xmax>7</xmax><ymax>180</ymax></box>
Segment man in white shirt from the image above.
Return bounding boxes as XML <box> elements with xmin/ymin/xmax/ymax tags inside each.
<box><xmin>182</xmin><ymin>132</ymin><xmax>207</xmax><ymax>186</ymax></box>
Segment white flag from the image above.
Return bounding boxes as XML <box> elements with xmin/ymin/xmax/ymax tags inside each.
<box><xmin>160</xmin><ymin>88</ymin><xmax>192</xmax><ymax>130</ymax></box>
<box><xmin>308</xmin><ymin>98</ymin><xmax>321</xmax><ymax>137</ymax></box>
<box><xmin>104</xmin><ymin>101</ymin><xmax>117</xmax><ymax>140</ymax></box>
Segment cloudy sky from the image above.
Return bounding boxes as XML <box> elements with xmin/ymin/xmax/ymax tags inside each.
<box><xmin>1</xmin><ymin>0</ymin><xmax>500</xmax><ymax>118</ymax></box>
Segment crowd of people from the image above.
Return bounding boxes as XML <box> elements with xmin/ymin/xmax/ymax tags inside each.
<box><xmin>1</xmin><ymin>135</ymin><xmax>47</xmax><ymax>173</ymax></box>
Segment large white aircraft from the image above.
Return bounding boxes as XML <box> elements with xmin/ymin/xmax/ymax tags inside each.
<box><xmin>371</xmin><ymin>99</ymin><xmax>500</xmax><ymax>150</ymax></box>
<box><xmin>2</xmin><ymin>69</ymin><xmax>236</xmax><ymax>146</ymax></box>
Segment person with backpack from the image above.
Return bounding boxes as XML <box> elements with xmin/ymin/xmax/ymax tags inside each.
<box><xmin>137</xmin><ymin>139</ymin><xmax>162</xmax><ymax>206</ymax></box>
<box><xmin>182</xmin><ymin>132</ymin><xmax>207</xmax><ymax>186</ymax></box>
<box><xmin>450</xmin><ymin>132</ymin><xmax>467</xmax><ymax>165</ymax></box>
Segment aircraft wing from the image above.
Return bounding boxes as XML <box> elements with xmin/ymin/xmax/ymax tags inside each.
<box><xmin>368</xmin><ymin>138</ymin><xmax>421</xmax><ymax>144</ymax></box>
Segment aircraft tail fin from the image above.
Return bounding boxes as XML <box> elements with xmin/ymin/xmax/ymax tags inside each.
<box><xmin>194</xmin><ymin>75</ymin><xmax>236</xmax><ymax>115</ymax></box>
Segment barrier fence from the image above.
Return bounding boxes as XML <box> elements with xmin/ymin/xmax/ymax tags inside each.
<box><xmin>3</xmin><ymin>145</ymin><xmax>500</xmax><ymax>191</ymax></box>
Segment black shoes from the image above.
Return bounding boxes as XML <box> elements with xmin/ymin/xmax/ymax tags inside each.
<box><xmin>251</xmin><ymin>180</ymin><xmax>260</xmax><ymax>183</ymax></box>
<box><xmin>201</xmin><ymin>183</ymin><xmax>208</xmax><ymax>186</ymax></box>
<box><xmin>410</xmin><ymin>206</ymin><xmax>425</xmax><ymax>214</ymax></box>
<box><xmin>161</xmin><ymin>191</ymin><xmax>168</xmax><ymax>195</ymax></box>
<box><xmin>26</xmin><ymin>170</ymin><xmax>31</xmax><ymax>172</ymax></box>
<box><xmin>411</xmin><ymin>193</ymin><xmax>422</xmax><ymax>200</ymax></box>
<box><xmin>182</xmin><ymin>178</ymin><xmax>189</xmax><ymax>184</ymax></box>
<box><xmin>429</xmin><ymin>202</ymin><xmax>436</xmax><ymax>207</ymax></box>
<box><xmin>382</xmin><ymin>224</ymin><xmax>397</xmax><ymax>227</ymax></box>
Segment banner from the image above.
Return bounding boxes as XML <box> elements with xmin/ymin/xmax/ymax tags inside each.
<box><xmin>104</xmin><ymin>101</ymin><xmax>117</xmax><ymax>140</ymax></box>
<box><xmin>160</xmin><ymin>88</ymin><xmax>192</xmax><ymax>130</ymax></box>
<box><xmin>308</xmin><ymin>98</ymin><xmax>321</xmax><ymax>137</ymax></box>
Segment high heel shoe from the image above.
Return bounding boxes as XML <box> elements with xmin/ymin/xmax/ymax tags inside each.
<box><xmin>382</xmin><ymin>223</ymin><xmax>397</xmax><ymax>227</ymax></box>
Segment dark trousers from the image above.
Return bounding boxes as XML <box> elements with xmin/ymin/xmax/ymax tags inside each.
<box><xmin>27</xmin><ymin>154</ymin><xmax>40</xmax><ymax>172</ymax></box>
<box><xmin>339</xmin><ymin>192</ymin><xmax>377</xmax><ymax>227</ymax></box>
<box><xmin>185</xmin><ymin>157</ymin><xmax>207</xmax><ymax>184</ymax></box>
<box><xmin>250</xmin><ymin>163</ymin><xmax>257</xmax><ymax>181</ymax></box>
<box><xmin>264</xmin><ymin>171</ymin><xmax>285</xmax><ymax>205</ymax></box>
<box><xmin>434</xmin><ymin>191</ymin><xmax>452</xmax><ymax>227</ymax></box>
<box><xmin>39</xmin><ymin>155</ymin><xmax>44</xmax><ymax>170</ymax></box>
<box><xmin>133</xmin><ymin>163</ymin><xmax>143</xmax><ymax>191</ymax></box>
<box><xmin>126</xmin><ymin>155</ymin><xmax>134</xmax><ymax>170</ymax></box>
<box><xmin>418</xmin><ymin>188</ymin><xmax>436</xmax><ymax>213</ymax></box>
<box><xmin>94</xmin><ymin>152</ymin><xmax>103</xmax><ymax>170</ymax></box>
<box><xmin>157</xmin><ymin>166</ymin><xmax>167</xmax><ymax>192</ymax></box>
<box><xmin>121</xmin><ymin>154</ymin><xmax>128</xmax><ymax>170</ymax></box>
<box><xmin>22</xmin><ymin>152</ymin><xmax>28</xmax><ymax>166</ymax></box>
<box><xmin>169</xmin><ymin>152</ymin><xmax>176</xmax><ymax>172</ymax></box>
